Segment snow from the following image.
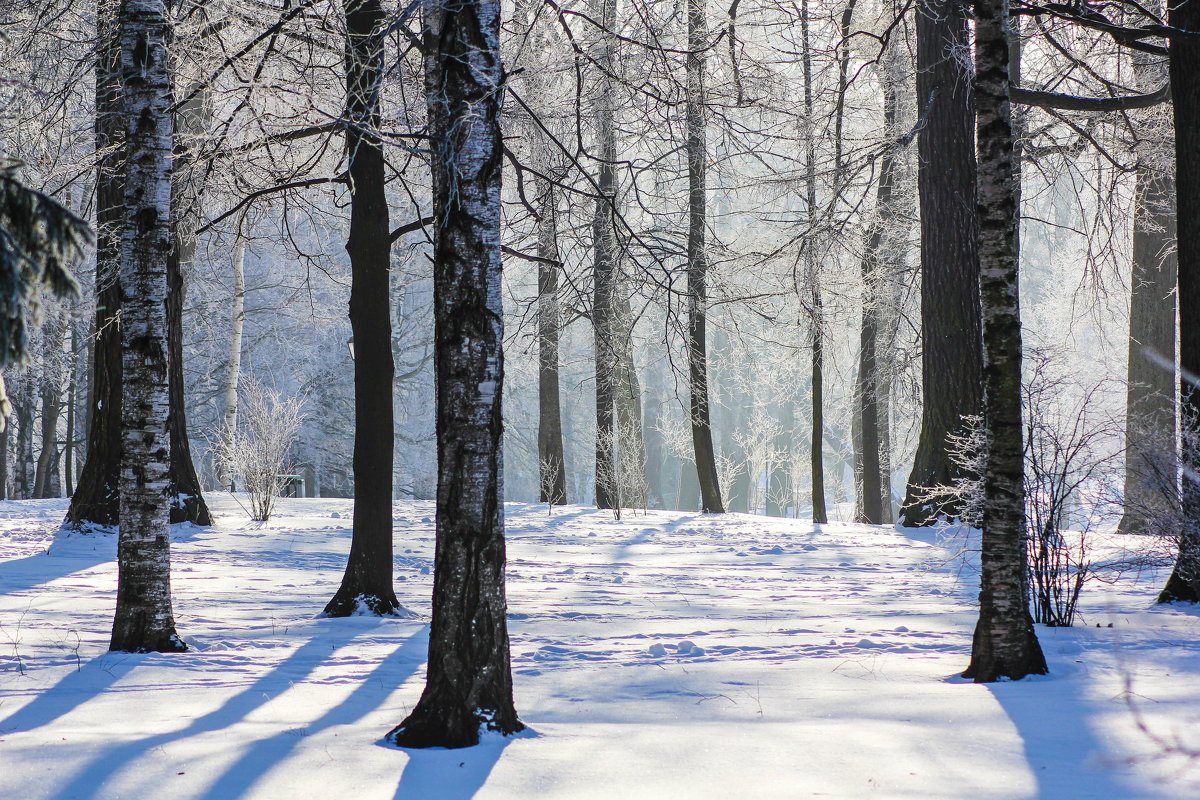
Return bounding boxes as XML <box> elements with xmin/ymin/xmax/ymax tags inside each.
<box><xmin>1</xmin><ymin>496</ymin><xmax>1198</xmax><ymax>798</ymax></box>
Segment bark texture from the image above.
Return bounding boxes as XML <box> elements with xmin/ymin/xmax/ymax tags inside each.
<box><xmin>901</xmin><ymin>0</ymin><xmax>984</xmax><ymax>526</ymax></box>
<box><xmin>324</xmin><ymin>0</ymin><xmax>401</xmax><ymax>617</ymax></box>
<box><xmin>1160</xmin><ymin>0</ymin><xmax>1200</xmax><ymax>602</ymax></box>
<box><xmin>389</xmin><ymin>0</ymin><xmax>521</xmax><ymax>747</ymax></box>
<box><xmin>963</xmin><ymin>0</ymin><xmax>1045</xmax><ymax>681</ymax></box>
<box><xmin>110</xmin><ymin>0</ymin><xmax>185</xmax><ymax>654</ymax></box>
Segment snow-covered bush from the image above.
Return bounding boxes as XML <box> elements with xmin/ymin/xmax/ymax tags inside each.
<box><xmin>213</xmin><ymin>380</ymin><xmax>305</xmax><ymax>521</ymax></box>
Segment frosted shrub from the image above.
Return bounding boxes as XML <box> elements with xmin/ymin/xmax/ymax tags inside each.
<box><xmin>214</xmin><ymin>380</ymin><xmax>305</xmax><ymax>521</ymax></box>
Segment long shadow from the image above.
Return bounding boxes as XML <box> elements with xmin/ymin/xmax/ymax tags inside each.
<box><xmin>391</xmin><ymin>730</ymin><xmax>530</xmax><ymax>800</ymax></box>
<box><xmin>0</xmin><ymin>652</ymin><xmax>139</xmax><ymax>734</ymax></box>
<box><xmin>196</xmin><ymin>627</ymin><xmax>428</xmax><ymax>800</ymax></box>
<box><xmin>0</xmin><ymin>536</ymin><xmax>113</xmax><ymax>599</ymax></box>
<box><xmin>983</xmin><ymin>663</ymin><xmax>1156</xmax><ymax>799</ymax></box>
<box><xmin>52</xmin><ymin>619</ymin><xmax>382</xmax><ymax>800</ymax></box>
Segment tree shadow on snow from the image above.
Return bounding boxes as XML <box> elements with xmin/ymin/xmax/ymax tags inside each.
<box><xmin>50</xmin><ymin>619</ymin><xmax>396</xmax><ymax>800</ymax></box>
<box><xmin>388</xmin><ymin>726</ymin><xmax>538</xmax><ymax>800</ymax></box>
<box><xmin>0</xmin><ymin>652</ymin><xmax>139</xmax><ymax>734</ymax></box>
<box><xmin>979</xmin><ymin>660</ymin><xmax>1155</xmax><ymax>799</ymax></box>
<box><xmin>196</xmin><ymin>626</ymin><xmax>429</xmax><ymax>800</ymax></box>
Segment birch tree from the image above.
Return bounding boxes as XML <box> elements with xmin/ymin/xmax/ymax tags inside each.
<box><xmin>389</xmin><ymin>0</ymin><xmax>522</xmax><ymax>747</ymax></box>
<box><xmin>109</xmin><ymin>0</ymin><xmax>185</xmax><ymax>654</ymax></box>
<box><xmin>963</xmin><ymin>0</ymin><xmax>1046</xmax><ymax>681</ymax></box>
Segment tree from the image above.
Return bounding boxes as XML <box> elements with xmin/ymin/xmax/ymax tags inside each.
<box><xmin>963</xmin><ymin>0</ymin><xmax>1046</xmax><ymax>681</ymax></box>
<box><xmin>686</xmin><ymin>0</ymin><xmax>725</xmax><ymax>514</ymax></box>
<box><xmin>592</xmin><ymin>0</ymin><xmax>620</xmax><ymax>511</ymax></box>
<box><xmin>900</xmin><ymin>0</ymin><xmax>983</xmax><ymax>527</ymax></box>
<box><xmin>388</xmin><ymin>0</ymin><xmax>522</xmax><ymax>747</ymax></box>
<box><xmin>109</xmin><ymin>0</ymin><xmax>186</xmax><ymax>654</ymax></box>
<box><xmin>323</xmin><ymin>0</ymin><xmax>403</xmax><ymax>617</ymax></box>
<box><xmin>536</xmin><ymin>181</ymin><xmax>568</xmax><ymax>505</ymax></box>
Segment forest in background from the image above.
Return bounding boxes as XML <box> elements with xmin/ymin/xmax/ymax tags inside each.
<box><xmin>1</xmin><ymin>0</ymin><xmax>1156</xmax><ymax>515</ymax></box>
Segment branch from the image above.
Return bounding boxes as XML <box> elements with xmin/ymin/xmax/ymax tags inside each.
<box><xmin>1011</xmin><ymin>82</ymin><xmax>1170</xmax><ymax>111</ymax></box>
<box><xmin>389</xmin><ymin>215</ymin><xmax>434</xmax><ymax>244</ymax></box>
<box><xmin>197</xmin><ymin>173</ymin><xmax>347</xmax><ymax>236</ymax></box>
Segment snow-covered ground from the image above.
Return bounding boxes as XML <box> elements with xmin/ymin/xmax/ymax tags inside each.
<box><xmin>1</xmin><ymin>496</ymin><xmax>1198</xmax><ymax>799</ymax></box>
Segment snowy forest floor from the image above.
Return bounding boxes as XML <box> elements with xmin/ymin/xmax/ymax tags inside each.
<box><xmin>1</xmin><ymin>497</ymin><xmax>1198</xmax><ymax>799</ymax></box>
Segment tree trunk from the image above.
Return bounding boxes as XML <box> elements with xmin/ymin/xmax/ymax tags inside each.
<box><xmin>223</xmin><ymin>236</ymin><xmax>246</xmax><ymax>487</ymax></box>
<box><xmin>67</xmin><ymin>0</ymin><xmax>123</xmax><ymax>527</ymax></box>
<box><xmin>166</xmin><ymin>80</ymin><xmax>211</xmax><ymax>526</ymax></box>
<box><xmin>324</xmin><ymin>0</ymin><xmax>401</xmax><ymax>617</ymax></box>
<box><xmin>900</xmin><ymin>0</ymin><xmax>983</xmax><ymax>526</ymax></box>
<box><xmin>536</xmin><ymin>183</ymin><xmax>567</xmax><ymax>504</ymax></box>
<box><xmin>1160</xmin><ymin>0</ymin><xmax>1200</xmax><ymax>602</ymax></box>
<box><xmin>33</xmin><ymin>310</ymin><xmax>64</xmax><ymax>498</ymax></box>
<box><xmin>963</xmin><ymin>0</ymin><xmax>1045</xmax><ymax>680</ymax></box>
<box><xmin>800</xmin><ymin>0</ymin><xmax>827</xmax><ymax>524</ymax></box>
<box><xmin>64</xmin><ymin>319</ymin><xmax>78</xmax><ymax>497</ymax></box>
<box><xmin>592</xmin><ymin>0</ymin><xmax>619</xmax><ymax>511</ymax></box>
<box><xmin>389</xmin><ymin>0</ymin><xmax>521</xmax><ymax>747</ymax></box>
<box><xmin>854</xmin><ymin>50</ymin><xmax>907</xmax><ymax>526</ymax></box>
<box><xmin>614</xmin><ymin>294</ymin><xmax>647</xmax><ymax>510</ymax></box>
<box><xmin>1120</xmin><ymin>42</ymin><xmax>1177</xmax><ymax>536</ymax></box>
<box><xmin>110</xmin><ymin>0</ymin><xmax>185</xmax><ymax>653</ymax></box>
<box><xmin>684</xmin><ymin>0</ymin><xmax>724</xmax><ymax>514</ymax></box>
<box><xmin>14</xmin><ymin>378</ymin><xmax>34</xmax><ymax>499</ymax></box>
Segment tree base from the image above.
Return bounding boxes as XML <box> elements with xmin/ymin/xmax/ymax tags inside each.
<box><xmin>962</xmin><ymin>616</ymin><xmax>1048</xmax><ymax>683</ymax></box>
<box><xmin>110</xmin><ymin>630</ymin><xmax>187</xmax><ymax>654</ymax></box>
<box><xmin>322</xmin><ymin>590</ymin><xmax>406</xmax><ymax>617</ymax></box>
<box><xmin>170</xmin><ymin>492</ymin><xmax>212</xmax><ymax>526</ymax></box>
<box><xmin>388</xmin><ymin>704</ymin><xmax>523</xmax><ymax>750</ymax></box>
<box><xmin>1157</xmin><ymin>566</ymin><xmax>1200</xmax><ymax>604</ymax></box>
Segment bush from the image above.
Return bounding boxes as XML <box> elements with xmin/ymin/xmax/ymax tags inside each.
<box><xmin>214</xmin><ymin>380</ymin><xmax>305</xmax><ymax>521</ymax></box>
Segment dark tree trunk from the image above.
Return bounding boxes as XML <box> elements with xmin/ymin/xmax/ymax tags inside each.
<box><xmin>65</xmin><ymin>319</ymin><xmax>79</xmax><ymax>497</ymax></box>
<box><xmin>166</xmin><ymin>82</ymin><xmax>211</xmax><ymax>526</ymax></box>
<box><xmin>389</xmin><ymin>0</ymin><xmax>521</xmax><ymax>747</ymax></box>
<box><xmin>14</xmin><ymin>379</ymin><xmax>34</xmax><ymax>499</ymax></box>
<box><xmin>800</xmin><ymin>0</ymin><xmax>827</xmax><ymax>525</ymax></box>
<box><xmin>686</xmin><ymin>0</ymin><xmax>724</xmax><ymax>514</ymax></box>
<box><xmin>1160</xmin><ymin>0</ymin><xmax>1200</xmax><ymax>602</ymax></box>
<box><xmin>592</xmin><ymin>0</ymin><xmax>618</xmax><ymax>511</ymax></box>
<box><xmin>536</xmin><ymin>184</ymin><xmax>567</xmax><ymax>505</ymax></box>
<box><xmin>68</xmin><ymin>1</ymin><xmax>123</xmax><ymax>527</ymax></box>
<box><xmin>900</xmin><ymin>0</ymin><xmax>983</xmax><ymax>526</ymax></box>
<box><xmin>0</xmin><ymin>421</ymin><xmax>7</xmax><ymax>500</ymax></box>
<box><xmin>324</xmin><ymin>0</ymin><xmax>400</xmax><ymax>617</ymax></box>
<box><xmin>963</xmin><ymin>0</ymin><xmax>1045</xmax><ymax>680</ymax></box>
<box><xmin>110</xmin><ymin>0</ymin><xmax>185</xmax><ymax>654</ymax></box>
<box><xmin>854</xmin><ymin>55</ymin><xmax>906</xmax><ymax>526</ymax></box>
